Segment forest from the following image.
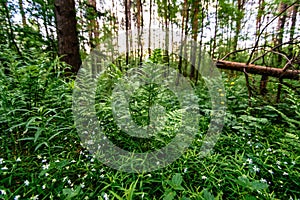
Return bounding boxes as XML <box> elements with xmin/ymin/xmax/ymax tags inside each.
<box><xmin>0</xmin><ymin>0</ymin><xmax>300</xmax><ymax>199</ymax></box>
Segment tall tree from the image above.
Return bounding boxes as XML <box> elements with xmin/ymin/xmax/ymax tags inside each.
<box><xmin>87</xmin><ymin>0</ymin><xmax>99</xmax><ymax>48</ymax></box>
<box><xmin>288</xmin><ymin>3</ymin><xmax>299</xmax><ymax>57</ymax></box>
<box><xmin>18</xmin><ymin>0</ymin><xmax>27</xmax><ymax>26</ymax></box>
<box><xmin>54</xmin><ymin>0</ymin><xmax>82</xmax><ymax>75</ymax></box>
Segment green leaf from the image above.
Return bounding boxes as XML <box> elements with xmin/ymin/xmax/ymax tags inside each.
<box><xmin>202</xmin><ymin>189</ymin><xmax>214</xmax><ymax>200</ymax></box>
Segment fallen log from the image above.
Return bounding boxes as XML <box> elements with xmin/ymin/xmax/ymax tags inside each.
<box><xmin>214</xmin><ymin>60</ymin><xmax>300</xmax><ymax>80</ymax></box>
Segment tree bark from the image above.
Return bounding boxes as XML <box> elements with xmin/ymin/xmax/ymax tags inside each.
<box><xmin>87</xmin><ymin>0</ymin><xmax>99</xmax><ymax>48</ymax></box>
<box><xmin>215</xmin><ymin>60</ymin><xmax>300</xmax><ymax>80</ymax></box>
<box><xmin>18</xmin><ymin>0</ymin><xmax>27</xmax><ymax>27</ymax></box>
<box><xmin>288</xmin><ymin>4</ymin><xmax>299</xmax><ymax>57</ymax></box>
<box><xmin>54</xmin><ymin>0</ymin><xmax>82</xmax><ymax>75</ymax></box>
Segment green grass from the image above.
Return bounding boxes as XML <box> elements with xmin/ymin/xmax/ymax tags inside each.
<box><xmin>0</xmin><ymin>52</ymin><xmax>299</xmax><ymax>200</ymax></box>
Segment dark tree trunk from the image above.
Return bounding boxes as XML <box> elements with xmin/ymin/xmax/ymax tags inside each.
<box><xmin>54</xmin><ymin>0</ymin><xmax>82</xmax><ymax>75</ymax></box>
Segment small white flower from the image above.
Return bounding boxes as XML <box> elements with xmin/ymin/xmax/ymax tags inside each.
<box><xmin>41</xmin><ymin>159</ymin><xmax>47</xmax><ymax>163</ymax></box>
<box><xmin>1</xmin><ymin>166</ymin><xmax>8</xmax><ymax>170</ymax></box>
<box><xmin>45</xmin><ymin>173</ymin><xmax>49</xmax><ymax>177</ymax></box>
<box><xmin>103</xmin><ymin>193</ymin><xmax>109</xmax><ymax>200</ymax></box>
<box><xmin>24</xmin><ymin>180</ymin><xmax>30</xmax><ymax>186</ymax></box>
<box><xmin>277</xmin><ymin>165</ymin><xmax>282</xmax><ymax>170</ymax></box>
<box><xmin>42</xmin><ymin>164</ymin><xmax>50</xmax><ymax>170</ymax></box>
<box><xmin>30</xmin><ymin>195</ymin><xmax>39</xmax><ymax>200</ymax></box>
<box><xmin>268</xmin><ymin>169</ymin><xmax>274</xmax><ymax>174</ymax></box>
<box><xmin>65</xmin><ymin>166</ymin><xmax>70</xmax><ymax>170</ymax></box>
<box><xmin>71</xmin><ymin>160</ymin><xmax>76</xmax><ymax>163</ymax></box>
<box><xmin>14</xmin><ymin>195</ymin><xmax>21</xmax><ymax>200</ymax></box>
<box><xmin>253</xmin><ymin>165</ymin><xmax>260</xmax><ymax>172</ymax></box>
<box><xmin>0</xmin><ymin>190</ymin><xmax>6</xmax><ymax>195</ymax></box>
<box><xmin>100</xmin><ymin>174</ymin><xmax>105</xmax><ymax>178</ymax></box>
<box><xmin>246</xmin><ymin>158</ymin><xmax>253</xmax><ymax>164</ymax></box>
<box><xmin>91</xmin><ymin>168</ymin><xmax>96</xmax><ymax>171</ymax></box>
<box><xmin>260</xmin><ymin>178</ymin><xmax>267</xmax><ymax>183</ymax></box>
<box><xmin>283</xmin><ymin>162</ymin><xmax>288</xmax><ymax>165</ymax></box>
<box><xmin>291</xmin><ymin>161</ymin><xmax>296</xmax><ymax>165</ymax></box>
<box><xmin>183</xmin><ymin>168</ymin><xmax>188</xmax><ymax>173</ymax></box>
<box><xmin>63</xmin><ymin>177</ymin><xmax>68</xmax><ymax>182</ymax></box>
<box><xmin>37</xmin><ymin>155</ymin><xmax>42</xmax><ymax>159</ymax></box>
<box><xmin>283</xmin><ymin>172</ymin><xmax>288</xmax><ymax>176</ymax></box>
<box><xmin>202</xmin><ymin>175</ymin><xmax>207</xmax><ymax>180</ymax></box>
<box><xmin>55</xmin><ymin>160</ymin><xmax>60</xmax><ymax>163</ymax></box>
<box><xmin>42</xmin><ymin>184</ymin><xmax>46</xmax><ymax>189</ymax></box>
<box><xmin>16</xmin><ymin>157</ymin><xmax>21</xmax><ymax>162</ymax></box>
<box><xmin>267</xmin><ymin>148</ymin><xmax>272</xmax><ymax>152</ymax></box>
<box><xmin>156</xmin><ymin>161</ymin><xmax>160</xmax><ymax>165</ymax></box>
<box><xmin>100</xmin><ymin>168</ymin><xmax>104</xmax><ymax>173</ymax></box>
<box><xmin>68</xmin><ymin>180</ymin><xmax>72</xmax><ymax>185</ymax></box>
<box><xmin>276</xmin><ymin>161</ymin><xmax>281</xmax><ymax>165</ymax></box>
<box><xmin>80</xmin><ymin>183</ymin><xmax>85</xmax><ymax>188</ymax></box>
<box><xmin>0</xmin><ymin>158</ymin><xmax>3</xmax><ymax>164</ymax></box>
<box><xmin>52</xmin><ymin>179</ymin><xmax>56</xmax><ymax>183</ymax></box>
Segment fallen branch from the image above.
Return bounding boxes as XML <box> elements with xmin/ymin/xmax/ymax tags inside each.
<box><xmin>214</xmin><ymin>60</ymin><xmax>300</xmax><ymax>80</ymax></box>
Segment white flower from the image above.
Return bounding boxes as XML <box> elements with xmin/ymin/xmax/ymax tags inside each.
<box><xmin>42</xmin><ymin>164</ymin><xmax>50</xmax><ymax>170</ymax></box>
<box><xmin>80</xmin><ymin>183</ymin><xmax>85</xmax><ymax>188</ymax></box>
<box><xmin>100</xmin><ymin>168</ymin><xmax>104</xmax><ymax>173</ymax></box>
<box><xmin>283</xmin><ymin>162</ymin><xmax>288</xmax><ymax>165</ymax></box>
<box><xmin>24</xmin><ymin>180</ymin><xmax>30</xmax><ymax>186</ymax></box>
<box><xmin>71</xmin><ymin>160</ymin><xmax>76</xmax><ymax>163</ymax></box>
<box><xmin>253</xmin><ymin>165</ymin><xmax>260</xmax><ymax>172</ymax></box>
<box><xmin>45</xmin><ymin>173</ymin><xmax>49</xmax><ymax>177</ymax></box>
<box><xmin>16</xmin><ymin>157</ymin><xmax>21</xmax><ymax>162</ymax></box>
<box><xmin>268</xmin><ymin>169</ymin><xmax>274</xmax><ymax>174</ymax></box>
<box><xmin>41</xmin><ymin>159</ymin><xmax>47</xmax><ymax>163</ymax></box>
<box><xmin>202</xmin><ymin>175</ymin><xmax>207</xmax><ymax>180</ymax></box>
<box><xmin>276</xmin><ymin>161</ymin><xmax>281</xmax><ymax>165</ymax></box>
<box><xmin>277</xmin><ymin>165</ymin><xmax>282</xmax><ymax>170</ymax></box>
<box><xmin>0</xmin><ymin>190</ymin><xmax>6</xmax><ymax>195</ymax></box>
<box><xmin>0</xmin><ymin>158</ymin><xmax>3</xmax><ymax>164</ymax></box>
<box><xmin>100</xmin><ymin>174</ymin><xmax>105</xmax><ymax>178</ymax></box>
<box><xmin>246</xmin><ymin>158</ymin><xmax>253</xmax><ymax>164</ymax></box>
<box><xmin>52</xmin><ymin>179</ymin><xmax>56</xmax><ymax>183</ymax></box>
<box><xmin>14</xmin><ymin>195</ymin><xmax>21</xmax><ymax>200</ymax></box>
<box><xmin>30</xmin><ymin>195</ymin><xmax>39</xmax><ymax>200</ymax></box>
<box><xmin>267</xmin><ymin>148</ymin><xmax>272</xmax><ymax>152</ymax></box>
<box><xmin>37</xmin><ymin>155</ymin><xmax>42</xmax><ymax>159</ymax></box>
<box><xmin>103</xmin><ymin>193</ymin><xmax>109</xmax><ymax>200</ymax></box>
<box><xmin>283</xmin><ymin>172</ymin><xmax>288</xmax><ymax>176</ymax></box>
<box><xmin>292</xmin><ymin>161</ymin><xmax>296</xmax><ymax>165</ymax></box>
<box><xmin>183</xmin><ymin>168</ymin><xmax>188</xmax><ymax>173</ymax></box>
<box><xmin>1</xmin><ymin>166</ymin><xmax>8</xmax><ymax>170</ymax></box>
<box><xmin>42</xmin><ymin>185</ymin><xmax>46</xmax><ymax>190</ymax></box>
<box><xmin>260</xmin><ymin>178</ymin><xmax>267</xmax><ymax>183</ymax></box>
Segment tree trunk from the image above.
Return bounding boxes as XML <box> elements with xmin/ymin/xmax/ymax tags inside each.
<box><xmin>18</xmin><ymin>0</ymin><xmax>27</xmax><ymax>27</ymax></box>
<box><xmin>54</xmin><ymin>0</ymin><xmax>82</xmax><ymax>75</ymax></box>
<box><xmin>190</xmin><ymin>0</ymin><xmax>200</xmax><ymax>79</ymax></box>
<box><xmin>288</xmin><ymin>4</ymin><xmax>299</xmax><ymax>58</ymax></box>
<box><xmin>125</xmin><ymin>0</ymin><xmax>131</xmax><ymax>66</ymax></box>
<box><xmin>87</xmin><ymin>0</ymin><xmax>99</xmax><ymax>48</ymax></box>
<box><xmin>233</xmin><ymin>0</ymin><xmax>245</xmax><ymax>53</ymax></box>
